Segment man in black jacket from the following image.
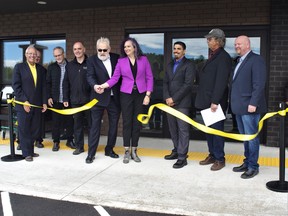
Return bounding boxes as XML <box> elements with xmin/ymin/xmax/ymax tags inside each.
<box><xmin>85</xmin><ymin>37</ymin><xmax>121</xmax><ymax>164</ymax></box>
<box><xmin>195</xmin><ymin>28</ymin><xmax>231</xmax><ymax>171</ymax></box>
<box><xmin>47</xmin><ymin>46</ymin><xmax>75</xmax><ymax>151</ymax></box>
<box><xmin>163</xmin><ymin>41</ymin><xmax>196</xmax><ymax>169</ymax></box>
<box><xmin>63</xmin><ymin>42</ymin><xmax>91</xmax><ymax>155</ymax></box>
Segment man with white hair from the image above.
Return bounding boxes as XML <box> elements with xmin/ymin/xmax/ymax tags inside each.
<box><xmin>86</xmin><ymin>37</ymin><xmax>120</xmax><ymax>164</ymax></box>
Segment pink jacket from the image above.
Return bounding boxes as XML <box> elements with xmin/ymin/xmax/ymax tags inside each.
<box><xmin>107</xmin><ymin>56</ymin><xmax>154</xmax><ymax>94</ymax></box>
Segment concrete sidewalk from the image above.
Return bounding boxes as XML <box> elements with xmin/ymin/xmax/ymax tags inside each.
<box><xmin>0</xmin><ymin>135</ymin><xmax>287</xmax><ymax>216</ymax></box>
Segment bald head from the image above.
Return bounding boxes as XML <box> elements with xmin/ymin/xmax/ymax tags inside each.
<box><xmin>234</xmin><ymin>35</ymin><xmax>251</xmax><ymax>56</ymax></box>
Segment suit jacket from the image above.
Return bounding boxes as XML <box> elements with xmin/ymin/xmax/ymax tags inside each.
<box><xmin>195</xmin><ymin>48</ymin><xmax>231</xmax><ymax>111</ymax></box>
<box><xmin>107</xmin><ymin>56</ymin><xmax>154</xmax><ymax>94</ymax></box>
<box><xmin>230</xmin><ymin>51</ymin><xmax>267</xmax><ymax>114</ymax></box>
<box><xmin>12</xmin><ymin>62</ymin><xmax>47</xmax><ymax>111</ymax></box>
<box><xmin>87</xmin><ymin>53</ymin><xmax>121</xmax><ymax>107</ymax></box>
<box><xmin>163</xmin><ymin>57</ymin><xmax>196</xmax><ymax>108</ymax></box>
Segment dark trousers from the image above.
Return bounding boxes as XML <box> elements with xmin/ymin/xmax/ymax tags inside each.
<box><xmin>167</xmin><ymin>108</ymin><xmax>190</xmax><ymax>160</ymax></box>
<box><xmin>51</xmin><ymin>102</ymin><xmax>74</xmax><ymax>143</ymax></box>
<box><xmin>206</xmin><ymin>119</ymin><xmax>225</xmax><ymax>162</ymax></box>
<box><xmin>17</xmin><ymin>108</ymin><xmax>41</xmax><ymax>157</ymax></box>
<box><xmin>120</xmin><ymin>91</ymin><xmax>145</xmax><ymax>147</ymax></box>
<box><xmin>88</xmin><ymin>97</ymin><xmax>120</xmax><ymax>157</ymax></box>
<box><xmin>72</xmin><ymin>104</ymin><xmax>91</xmax><ymax>150</ymax></box>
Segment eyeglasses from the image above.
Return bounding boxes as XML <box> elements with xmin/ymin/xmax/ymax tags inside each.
<box><xmin>98</xmin><ymin>49</ymin><xmax>108</xmax><ymax>52</ymax></box>
<box><xmin>26</xmin><ymin>53</ymin><xmax>37</xmax><ymax>56</ymax></box>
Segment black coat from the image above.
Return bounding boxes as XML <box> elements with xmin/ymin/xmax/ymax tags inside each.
<box><xmin>163</xmin><ymin>57</ymin><xmax>196</xmax><ymax>108</ymax></box>
<box><xmin>63</xmin><ymin>55</ymin><xmax>90</xmax><ymax>105</ymax></box>
<box><xmin>195</xmin><ymin>48</ymin><xmax>231</xmax><ymax>112</ymax></box>
<box><xmin>46</xmin><ymin>59</ymin><xmax>68</xmax><ymax>102</ymax></box>
<box><xmin>86</xmin><ymin>53</ymin><xmax>121</xmax><ymax>107</ymax></box>
<box><xmin>12</xmin><ymin>62</ymin><xmax>47</xmax><ymax>111</ymax></box>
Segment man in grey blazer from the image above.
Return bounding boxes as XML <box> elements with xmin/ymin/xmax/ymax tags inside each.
<box><xmin>230</xmin><ymin>35</ymin><xmax>267</xmax><ymax>179</ymax></box>
<box><xmin>163</xmin><ymin>41</ymin><xmax>196</xmax><ymax>169</ymax></box>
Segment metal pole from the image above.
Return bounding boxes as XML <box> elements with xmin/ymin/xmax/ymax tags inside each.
<box><xmin>266</xmin><ymin>102</ymin><xmax>288</xmax><ymax>192</ymax></box>
<box><xmin>1</xmin><ymin>93</ymin><xmax>23</xmax><ymax>162</ymax></box>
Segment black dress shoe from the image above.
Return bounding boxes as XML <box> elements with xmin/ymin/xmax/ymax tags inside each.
<box><xmin>233</xmin><ymin>163</ymin><xmax>248</xmax><ymax>172</ymax></box>
<box><xmin>73</xmin><ymin>148</ymin><xmax>84</xmax><ymax>155</ymax></box>
<box><xmin>35</xmin><ymin>141</ymin><xmax>44</xmax><ymax>148</ymax></box>
<box><xmin>105</xmin><ymin>150</ymin><xmax>119</xmax><ymax>158</ymax></box>
<box><xmin>173</xmin><ymin>159</ymin><xmax>187</xmax><ymax>169</ymax></box>
<box><xmin>32</xmin><ymin>153</ymin><xmax>39</xmax><ymax>157</ymax></box>
<box><xmin>86</xmin><ymin>155</ymin><xmax>95</xmax><ymax>164</ymax></box>
<box><xmin>66</xmin><ymin>140</ymin><xmax>76</xmax><ymax>149</ymax></box>
<box><xmin>241</xmin><ymin>169</ymin><xmax>259</xmax><ymax>179</ymax></box>
<box><xmin>25</xmin><ymin>156</ymin><xmax>33</xmax><ymax>162</ymax></box>
<box><xmin>52</xmin><ymin>142</ymin><xmax>60</xmax><ymax>151</ymax></box>
<box><xmin>164</xmin><ymin>152</ymin><xmax>178</xmax><ymax>160</ymax></box>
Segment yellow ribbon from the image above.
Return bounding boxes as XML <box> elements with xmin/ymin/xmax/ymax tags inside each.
<box><xmin>6</xmin><ymin>98</ymin><xmax>98</xmax><ymax>115</ymax></box>
<box><xmin>138</xmin><ymin>103</ymin><xmax>288</xmax><ymax>141</ymax></box>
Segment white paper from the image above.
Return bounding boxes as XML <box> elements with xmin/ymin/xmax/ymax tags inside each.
<box><xmin>200</xmin><ymin>104</ymin><xmax>226</xmax><ymax>126</ymax></box>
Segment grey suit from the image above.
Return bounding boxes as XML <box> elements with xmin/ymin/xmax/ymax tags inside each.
<box><xmin>163</xmin><ymin>57</ymin><xmax>196</xmax><ymax>160</ymax></box>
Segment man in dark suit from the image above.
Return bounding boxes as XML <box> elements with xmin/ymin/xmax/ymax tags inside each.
<box><xmin>163</xmin><ymin>41</ymin><xmax>196</xmax><ymax>169</ymax></box>
<box><xmin>12</xmin><ymin>45</ymin><xmax>47</xmax><ymax>162</ymax></box>
<box><xmin>85</xmin><ymin>37</ymin><xmax>121</xmax><ymax>164</ymax></box>
<box><xmin>230</xmin><ymin>35</ymin><xmax>267</xmax><ymax>179</ymax></box>
<box><xmin>195</xmin><ymin>28</ymin><xmax>231</xmax><ymax>171</ymax></box>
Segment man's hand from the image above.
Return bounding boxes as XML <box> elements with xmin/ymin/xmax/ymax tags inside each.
<box><xmin>166</xmin><ymin>98</ymin><xmax>175</xmax><ymax>107</ymax></box>
<box><xmin>23</xmin><ymin>101</ymin><xmax>31</xmax><ymax>113</ymax></box>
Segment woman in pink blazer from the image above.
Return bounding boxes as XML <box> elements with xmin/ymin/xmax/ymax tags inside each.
<box><xmin>100</xmin><ymin>37</ymin><xmax>154</xmax><ymax>164</ymax></box>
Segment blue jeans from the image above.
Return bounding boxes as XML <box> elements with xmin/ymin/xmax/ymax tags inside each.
<box><xmin>206</xmin><ymin>120</ymin><xmax>225</xmax><ymax>162</ymax></box>
<box><xmin>236</xmin><ymin>114</ymin><xmax>261</xmax><ymax>170</ymax></box>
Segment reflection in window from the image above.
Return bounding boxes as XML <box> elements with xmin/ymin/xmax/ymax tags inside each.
<box><xmin>35</xmin><ymin>39</ymin><xmax>66</xmax><ymax>69</ymax></box>
<box><xmin>129</xmin><ymin>33</ymin><xmax>164</xmax><ymax>132</ymax></box>
<box><xmin>3</xmin><ymin>41</ymin><xmax>30</xmax><ymax>84</ymax></box>
<box><xmin>2</xmin><ymin>39</ymin><xmax>65</xmax><ymax>85</ymax></box>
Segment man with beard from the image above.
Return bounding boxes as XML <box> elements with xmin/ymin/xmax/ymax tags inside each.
<box><xmin>163</xmin><ymin>41</ymin><xmax>196</xmax><ymax>169</ymax></box>
<box><xmin>85</xmin><ymin>37</ymin><xmax>120</xmax><ymax>164</ymax></box>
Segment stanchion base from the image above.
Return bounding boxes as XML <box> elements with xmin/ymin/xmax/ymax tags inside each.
<box><xmin>266</xmin><ymin>180</ymin><xmax>288</xmax><ymax>193</ymax></box>
<box><xmin>1</xmin><ymin>154</ymin><xmax>23</xmax><ymax>162</ymax></box>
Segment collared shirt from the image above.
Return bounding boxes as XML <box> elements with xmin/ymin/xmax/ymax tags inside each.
<box><xmin>233</xmin><ymin>50</ymin><xmax>251</xmax><ymax>79</ymax></box>
<box><xmin>58</xmin><ymin>61</ymin><xmax>66</xmax><ymax>102</ymax></box>
<box><xmin>208</xmin><ymin>48</ymin><xmax>221</xmax><ymax>59</ymax></box>
<box><xmin>173</xmin><ymin>56</ymin><xmax>184</xmax><ymax>73</ymax></box>
<box><xmin>28</xmin><ymin>62</ymin><xmax>37</xmax><ymax>86</ymax></box>
<box><xmin>102</xmin><ymin>56</ymin><xmax>113</xmax><ymax>95</ymax></box>
<box><xmin>102</xmin><ymin>56</ymin><xmax>112</xmax><ymax>78</ymax></box>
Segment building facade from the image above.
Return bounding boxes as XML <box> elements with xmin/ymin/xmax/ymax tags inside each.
<box><xmin>0</xmin><ymin>0</ymin><xmax>287</xmax><ymax>146</ymax></box>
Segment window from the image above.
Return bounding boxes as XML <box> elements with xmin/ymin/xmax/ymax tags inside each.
<box><xmin>129</xmin><ymin>33</ymin><xmax>165</xmax><ymax>135</ymax></box>
<box><xmin>1</xmin><ymin>36</ymin><xmax>65</xmax><ymax>86</ymax></box>
<box><xmin>127</xmin><ymin>26</ymin><xmax>268</xmax><ymax>140</ymax></box>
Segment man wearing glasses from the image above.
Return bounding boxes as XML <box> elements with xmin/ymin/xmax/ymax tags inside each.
<box><xmin>85</xmin><ymin>37</ymin><xmax>120</xmax><ymax>164</ymax></box>
<box><xmin>12</xmin><ymin>45</ymin><xmax>47</xmax><ymax>161</ymax></box>
<box><xmin>46</xmin><ymin>46</ymin><xmax>75</xmax><ymax>152</ymax></box>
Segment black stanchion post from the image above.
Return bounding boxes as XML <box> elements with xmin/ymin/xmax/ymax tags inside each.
<box><xmin>1</xmin><ymin>93</ymin><xmax>23</xmax><ymax>162</ymax></box>
<box><xmin>266</xmin><ymin>102</ymin><xmax>288</xmax><ymax>192</ymax></box>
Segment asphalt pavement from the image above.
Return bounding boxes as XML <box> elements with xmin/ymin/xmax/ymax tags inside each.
<box><xmin>0</xmin><ymin>135</ymin><xmax>287</xmax><ymax>216</ymax></box>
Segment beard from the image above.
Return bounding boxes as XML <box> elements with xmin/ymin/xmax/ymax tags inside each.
<box><xmin>98</xmin><ymin>53</ymin><xmax>109</xmax><ymax>61</ymax></box>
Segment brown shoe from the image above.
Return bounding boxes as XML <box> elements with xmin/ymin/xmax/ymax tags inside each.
<box><xmin>199</xmin><ymin>156</ymin><xmax>215</xmax><ymax>165</ymax></box>
<box><xmin>211</xmin><ymin>160</ymin><xmax>225</xmax><ymax>171</ymax></box>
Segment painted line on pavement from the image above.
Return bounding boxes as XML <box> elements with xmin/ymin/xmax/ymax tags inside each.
<box><xmin>94</xmin><ymin>205</ymin><xmax>110</xmax><ymax>216</ymax></box>
<box><xmin>1</xmin><ymin>192</ymin><xmax>13</xmax><ymax>216</ymax></box>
